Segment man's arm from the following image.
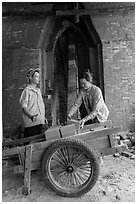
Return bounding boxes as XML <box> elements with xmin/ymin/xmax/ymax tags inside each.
<box><xmin>80</xmin><ymin>88</ymin><xmax>102</xmax><ymax>125</ymax></box>
<box><xmin>68</xmin><ymin>91</ymin><xmax>83</xmax><ymax>118</ymax></box>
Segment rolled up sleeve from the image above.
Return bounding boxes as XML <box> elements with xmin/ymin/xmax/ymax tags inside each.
<box><xmin>19</xmin><ymin>89</ymin><xmax>29</xmax><ymax>108</ymax></box>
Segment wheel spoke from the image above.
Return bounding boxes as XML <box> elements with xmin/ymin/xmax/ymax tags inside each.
<box><xmin>72</xmin><ymin>172</ymin><xmax>78</xmax><ymax>187</ymax></box>
<box><xmin>61</xmin><ymin>146</ymin><xmax>74</xmax><ymax>164</ymax></box>
<box><xmin>76</xmin><ymin>168</ymin><xmax>91</xmax><ymax>181</ymax></box>
<box><xmin>54</xmin><ymin>150</ymin><xmax>68</xmax><ymax>165</ymax></box>
<box><xmin>75</xmin><ymin>171</ymin><xmax>87</xmax><ymax>184</ymax></box>
<box><xmin>73</xmin><ymin>172</ymin><xmax>83</xmax><ymax>186</ymax></box>
<box><xmin>71</xmin><ymin>148</ymin><xmax>81</xmax><ymax>163</ymax></box>
<box><xmin>65</xmin><ymin>173</ymin><xmax>72</xmax><ymax>187</ymax></box>
<box><xmin>58</xmin><ymin>148</ymin><xmax>68</xmax><ymax>164</ymax></box>
<box><xmin>51</xmin><ymin>153</ymin><xmax>65</xmax><ymax>166</ymax></box>
<box><xmin>73</xmin><ymin>153</ymin><xmax>88</xmax><ymax>164</ymax></box>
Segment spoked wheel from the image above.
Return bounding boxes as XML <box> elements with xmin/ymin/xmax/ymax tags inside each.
<box><xmin>42</xmin><ymin>138</ymin><xmax>100</xmax><ymax>197</ymax></box>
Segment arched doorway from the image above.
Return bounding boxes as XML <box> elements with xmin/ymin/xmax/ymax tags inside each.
<box><xmin>41</xmin><ymin>16</ymin><xmax>104</xmax><ymax>126</ymax></box>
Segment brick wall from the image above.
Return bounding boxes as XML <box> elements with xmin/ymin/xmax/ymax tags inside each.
<box><xmin>2</xmin><ymin>16</ymin><xmax>45</xmax><ymax>138</ymax></box>
<box><xmin>91</xmin><ymin>9</ymin><xmax>135</xmax><ymax>131</ymax></box>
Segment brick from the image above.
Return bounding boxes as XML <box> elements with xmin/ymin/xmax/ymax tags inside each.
<box><xmin>67</xmin><ymin>119</ymin><xmax>80</xmax><ymax>133</ymax></box>
<box><xmin>60</xmin><ymin>124</ymin><xmax>77</xmax><ymax>138</ymax></box>
<box><xmin>45</xmin><ymin>126</ymin><xmax>61</xmax><ymax>141</ymax></box>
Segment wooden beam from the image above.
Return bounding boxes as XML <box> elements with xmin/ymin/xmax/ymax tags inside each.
<box><xmin>108</xmin><ymin>134</ymin><xmax>116</xmax><ymax>147</ymax></box>
<box><xmin>56</xmin><ymin>9</ymin><xmax>91</xmax><ymax>16</ymax></box>
<box><xmin>2</xmin><ymin>161</ymin><xmax>41</xmax><ymax>174</ymax></box>
<box><xmin>23</xmin><ymin>145</ymin><xmax>32</xmax><ymax>195</ymax></box>
<box><xmin>99</xmin><ymin>144</ymin><xmax>128</xmax><ymax>156</ymax></box>
<box><xmin>56</xmin><ymin>6</ymin><xmax>135</xmax><ymax>16</ymax></box>
<box><xmin>2</xmin><ymin>146</ymin><xmax>26</xmax><ymax>157</ymax></box>
<box><xmin>2</xmin><ymin>133</ymin><xmax>45</xmax><ymax>147</ymax></box>
<box><xmin>81</xmin><ymin>120</ymin><xmax>113</xmax><ymax>132</ymax></box>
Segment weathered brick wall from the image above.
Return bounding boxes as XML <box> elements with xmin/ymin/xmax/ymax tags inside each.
<box><xmin>2</xmin><ymin>48</ymin><xmax>41</xmax><ymax>138</ymax></box>
<box><xmin>2</xmin><ymin>16</ymin><xmax>45</xmax><ymax>138</ymax></box>
<box><xmin>91</xmin><ymin>9</ymin><xmax>135</xmax><ymax>131</ymax></box>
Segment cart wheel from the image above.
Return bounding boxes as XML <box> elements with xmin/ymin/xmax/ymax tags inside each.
<box><xmin>42</xmin><ymin>138</ymin><xmax>100</xmax><ymax>197</ymax></box>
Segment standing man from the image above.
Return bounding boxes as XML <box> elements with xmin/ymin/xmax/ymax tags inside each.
<box><xmin>68</xmin><ymin>70</ymin><xmax>109</xmax><ymax>130</ymax></box>
<box><xmin>19</xmin><ymin>68</ymin><xmax>48</xmax><ymax>138</ymax></box>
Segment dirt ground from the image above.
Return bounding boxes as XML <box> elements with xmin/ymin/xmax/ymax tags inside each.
<box><xmin>2</xmin><ymin>153</ymin><xmax>135</xmax><ymax>202</ymax></box>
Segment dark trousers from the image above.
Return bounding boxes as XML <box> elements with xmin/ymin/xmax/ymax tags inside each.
<box><xmin>24</xmin><ymin>124</ymin><xmax>48</xmax><ymax>138</ymax></box>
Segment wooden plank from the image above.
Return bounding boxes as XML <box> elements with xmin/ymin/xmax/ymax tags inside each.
<box><xmin>81</xmin><ymin>120</ymin><xmax>113</xmax><ymax>132</ymax></box>
<box><xmin>99</xmin><ymin>145</ymin><xmax>128</xmax><ymax>156</ymax></box>
<box><xmin>31</xmin><ymin>149</ymin><xmax>45</xmax><ymax>162</ymax></box>
<box><xmin>45</xmin><ymin>126</ymin><xmax>61</xmax><ymax>141</ymax></box>
<box><xmin>55</xmin><ymin>7</ymin><xmax>135</xmax><ymax>16</ymax></box>
<box><xmin>86</xmin><ymin>137</ymin><xmax>111</xmax><ymax>150</ymax></box>
<box><xmin>60</xmin><ymin>124</ymin><xmax>77</xmax><ymax>138</ymax></box>
<box><xmin>2</xmin><ymin>133</ymin><xmax>45</xmax><ymax>147</ymax></box>
<box><xmin>32</xmin><ymin>140</ymin><xmax>53</xmax><ymax>151</ymax></box>
<box><xmin>73</xmin><ymin>126</ymin><xmax>121</xmax><ymax>141</ymax></box>
<box><xmin>13</xmin><ymin>161</ymin><xmax>41</xmax><ymax>174</ymax></box>
<box><xmin>108</xmin><ymin>134</ymin><xmax>116</xmax><ymax>147</ymax></box>
<box><xmin>3</xmin><ymin>160</ymin><xmax>41</xmax><ymax>174</ymax></box>
<box><xmin>23</xmin><ymin>145</ymin><xmax>32</xmax><ymax>195</ymax></box>
<box><xmin>18</xmin><ymin>153</ymin><xmax>25</xmax><ymax>166</ymax></box>
<box><xmin>22</xmin><ymin>161</ymin><xmax>40</xmax><ymax>173</ymax></box>
<box><xmin>67</xmin><ymin>119</ymin><xmax>80</xmax><ymax>133</ymax></box>
<box><xmin>56</xmin><ymin>9</ymin><xmax>94</xmax><ymax>16</ymax></box>
<box><xmin>67</xmin><ymin>120</ymin><xmax>112</xmax><ymax>133</ymax></box>
<box><xmin>2</xmin><ymin>146</ymin><xmax>26</xmax><ymax>157</ymax></box>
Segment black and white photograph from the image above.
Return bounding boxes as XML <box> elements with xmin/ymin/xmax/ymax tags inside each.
<box><xmin>2</xmin><ymin>1</ymin><xmax>135</xmax><ymax>202</ymax></box>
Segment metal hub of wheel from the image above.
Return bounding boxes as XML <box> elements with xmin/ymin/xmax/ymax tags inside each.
<box><xmin>66</xmin><ymin>165</ymin><xmax>74</xmax><ymax>173</ymax></box>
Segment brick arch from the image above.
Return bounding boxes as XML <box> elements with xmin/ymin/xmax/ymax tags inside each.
<box><xmin>47</xmin><ymin>21</ymin><xmax>89</xmax><ymax>52</ymax></box>
<box><xmin>38</xmin><ymin>15</ymin><xmax>104</xmax><ymax>96</ymax></box>
<box><xmin>38</xmin><ymin>16</ymin><xmax>104</xmax><ymax>126</ymax></box>
<box><xmin>37</xmin><ymin>16</ymin><xmax>89</xmax><ymax>52</ymax></box>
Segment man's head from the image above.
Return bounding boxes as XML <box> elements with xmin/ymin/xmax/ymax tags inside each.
<box><xmin>27</xmin><ymin>68</ymin><xmax>41</xmax><ymax>85</ymax></box>
<box><xmin>80</xmin><ymin>70</ymin><xmax>93</xmax><ymax>90</ymax></box>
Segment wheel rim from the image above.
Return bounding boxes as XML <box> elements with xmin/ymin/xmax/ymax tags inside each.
<box><xmin>47</xmin><ymin>145</ymin><xmax>93</xmax><ymax>191</ymax></box>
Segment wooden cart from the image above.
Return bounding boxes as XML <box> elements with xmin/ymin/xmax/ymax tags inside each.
<box><xmin>2</xmin><ymin>120</ymin><xmax>127</xmax><ymax>197</ymax></box>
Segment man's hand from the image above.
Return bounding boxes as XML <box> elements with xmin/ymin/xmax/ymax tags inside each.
<box><xmin>79</xmin><ymin>118</ymin><xmax>86</xmax><ymax>130</ymax></box>
<box><xmin>45</xmin><ymin>118</ymin><xmax>48</xmax><ymax>124</ymax></box>
<box><xmin>31</xmin><ymin>114</ymin><xmax>38</xmax><ymax>122</ymax></box>
<box><xmin>67</xmin><ymin>115</ymin><xmax>72</xmax><ymax>120</ymax></box>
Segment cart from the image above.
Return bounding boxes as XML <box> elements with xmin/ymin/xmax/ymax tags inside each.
<box><xmin>2</xmin><ymin>120</ymin><xmax>127</xmax><ymax>197</ymax></box>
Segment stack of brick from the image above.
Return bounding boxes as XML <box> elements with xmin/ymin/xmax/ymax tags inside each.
<box><xmin>115</xmin><ymin>131</ymin><xmax>135</xmax><ymax>159</ymax></box>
